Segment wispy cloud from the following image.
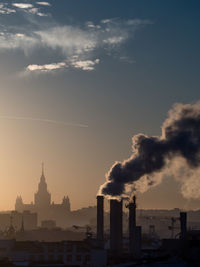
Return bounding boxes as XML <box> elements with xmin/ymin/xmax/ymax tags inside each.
<box><xmin>36</xmin><ymin>2</ymin><xmax>51</xmax><ymax>6</ymax></box>
<box><xmin>0</xmin><ymin>32</ymin><xmax>38</xmax><ymax>52</ymax></box>
<box><xmin>28</xmin><ymin>7</ymin><xmax>47</xmax><ymax>16</ymax></box>
<box><xmin>35</xmin><ymin>26</ymin><xmax>97</xmax><ymax>56</ymax></box>
<box><xmin>70</xmin><ymin>58</ymin><xmax>100</xmax><ymax>71</ymax></box>
<box><xmin>0</xmin><ymin>4</ymin><xmax>152</xmax><ymax>73</ymax></box>
<box><xmin>0</xmin><ymin>4</ymin><xmax>16</xmax><ymax>14</ymax></box>
<box><xmin>0</xmin><ymin>116</ymin><xmax>88</xmax><ymax>128</ymax></box>
<box><xmin>12</xmin><ymin>2</ymin><xmax>47</xmax><ymax>16</ymax></box>
<box><xmin>26</xmin><ymin>62</ymin><xmax>67</xmax><ymax>72</ymax></box>
<box><xmin>26</xmin><ymin>59</ymin><xmax>100</xmax><ymax>72</ymax></box>
<box><xmin>103</xmin><ymin>36</ymin><xmax>125</xmax><ymax>45</ymax></box>
<box><xmin>25</xmin><ymin>19</ymin><xmax>150</xmax><ymax>72</ymax></box>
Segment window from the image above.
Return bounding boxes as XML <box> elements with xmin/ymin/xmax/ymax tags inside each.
<box><xmin>38</xmin><ymin>254</ymin><xmax>44</xmax><ymax>261</ymax></box>
<box><xmin>58</xmin><ymin>254</ymin><xmax>63</xmax><ymax>262</ymax></box>
<box><xmin>29</xmin><ymin>255</ymin><xmax>35</xmax><ymax>261</ymax></box>
<box><xmin>67</xmin><ymin>254</ymin><xmax>72</xmax><ymax>262</ymax></box>
<box><xmin>76</xmin><ymin>255</ymin><xmax>81</xmax><ymax>261</ymax></box>
<box><xmin>48</xmin><ymin>247</ymin><xmax>54</xmax><ymax>253</ymax></box>
<box><xmin>58</xmin><ymin>247</ymin><xmax>63</xmax><ymax>253</ymax></box>
<box><xmin>85</xmin><ymin>254</ymin><xmax>91</xmax><ymax>262</ymax></box>
<box><xmin>66</xmin><ymin>244</ymin><xmax>73</xmax><ymax>252</ymax></box>
<box><xmin>48</xmin><ymin>254</ymin><xmax>54</xmax><ymax>261</ymax></box>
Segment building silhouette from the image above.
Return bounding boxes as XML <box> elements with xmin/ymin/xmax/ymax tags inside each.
<box><xmin>0</xmin><ymin>239</ymin><xmax>107</xmax><ymax>267</ymax></box>
<box><xmin>15</xmin><ymin>165</ymin><xmax>71</xmax><ymax>226</ymax></box>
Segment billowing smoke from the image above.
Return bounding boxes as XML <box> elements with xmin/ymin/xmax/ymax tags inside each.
<box><xmin>99</xmin><ymin>102</ymin><xmax>200</xmax><ymax>199</ymax></box>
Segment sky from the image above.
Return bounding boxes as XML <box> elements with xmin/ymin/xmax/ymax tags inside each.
<box><xmin>0</xmin><ymin>0</ymin><xmax>200</xmax><ymax>210</ymax></box>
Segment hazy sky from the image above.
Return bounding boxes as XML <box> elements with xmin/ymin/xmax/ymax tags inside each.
<box><xmin>0</xmin><ymin>0</ymin><xmax>200</xmax><ymax>210</ymax></box>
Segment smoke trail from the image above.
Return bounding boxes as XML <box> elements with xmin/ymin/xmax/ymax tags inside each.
<box><xmin>0</xmin><ymin>116</ymin><xmax>88</xmax><ymax>128</ymax></box>
<box><xmin>99</xmin><ymin>102</ymin><xmax>200</xmax><ymax>199</ymax></box>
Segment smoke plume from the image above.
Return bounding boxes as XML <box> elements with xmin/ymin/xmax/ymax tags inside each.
<box><xmin>99</xmin><ymin>102</ymin><xmax>200</xmax><ymax>199</ymax></box>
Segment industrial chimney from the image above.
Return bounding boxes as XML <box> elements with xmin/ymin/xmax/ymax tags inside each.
<box><xmin>180</xmin><ymin>212</ymin><xmax>187</xmax><ymax>240</ymax></box>
<box><xmin>134</xmin><ymin>226</ymin><xmax>142</xmax><ymax>258</ymax></box>
<box><xmin>126</xmin><ymin>195</ymin><xmax>142</xmax><ymax>258</ymax></box>
<box><xmin>128</xmin><ymin>195</ymin><xmax>136</xmax><ymax>256</ymax></box>
<box><xmin>97</xmin><ymin>195</ymin><xmax>104</xmax><ymax>241</ymax></box>
<box><xmin>110</xmin><ymin>199</ymin><xmax>123</xmax><ymax>255</ymax></box>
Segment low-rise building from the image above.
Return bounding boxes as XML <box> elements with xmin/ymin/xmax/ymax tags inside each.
<box><xmin>0</xmin><ymin>239</ymin><xmax>107</xmax><ymax>267</ymax></box>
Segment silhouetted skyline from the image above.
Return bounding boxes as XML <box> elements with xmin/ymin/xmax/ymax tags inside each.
<box><xmin>0</xmin><ymin>0</ymin><xmax>200</xmax><ymax>210</ymax></box>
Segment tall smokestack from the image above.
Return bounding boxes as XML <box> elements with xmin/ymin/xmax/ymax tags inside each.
<box><xmin>110</xmin><ymin>199</ymin><xmax>123</xmax><ymax>255</ymax></box>
<box><xmin>128</xmin><ymin>195</ymin><xmax>136</xmax><ymax>256</ymax></box>
<box><xmin>134</xmin><ymin>226</ymin><xmax>142</xmax><ymax>258</ymax></box>
<box><xmin>180</xmin><ymin>212</ymin><xmax>187</xmax><ymax>239</ymax></box>
<box><xmin>97</xmin><ymin>195</ymin><xmax>104</xmax><ymax>241</ymax></box>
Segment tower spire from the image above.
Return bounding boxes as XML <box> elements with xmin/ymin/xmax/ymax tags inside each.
<box><xmin>42</xmin><ymin>162</ymin><xmax>44</xmax><ymax>176</ymax></box>
<box><xmin>35</xmin><ymin>163</ymin><xmax>51</xmax><ymax>206</ymax></box>
<box><xmin>40</xmin><ymin>162</ymin><xmax>46</xmax><ymax>183</ymax></box>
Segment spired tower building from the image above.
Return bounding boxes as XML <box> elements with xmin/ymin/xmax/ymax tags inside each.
<box><xmin>15</xmin><ymin>164</ymin><xmax>71</xmax><ymax>227</ymax></box>
<box><xmin>34</xmin><ymin>164</ymin><xmax>51</xmax><ymax>208</ymax></box>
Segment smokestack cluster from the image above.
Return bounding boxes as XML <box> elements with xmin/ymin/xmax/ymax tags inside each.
<box><xmin>99</xmin><ymin>102</ymin><xmax>200</xmax><ymax>198</ymax></box>
<box><xmin>96</xmin><ymin>196</ymin><xmax>123</xmax><ymax>253</ymax></box>
<box><xmin>96</xmin><ymin>195</ymin><xmax>141</xmax><ymax>258</ymax></box>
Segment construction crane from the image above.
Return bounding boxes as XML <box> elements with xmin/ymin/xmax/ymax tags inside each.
<box><xmin>72</xmin><ymin>225</ymin><xmax>93</xmax><ymax>239</ymax></box>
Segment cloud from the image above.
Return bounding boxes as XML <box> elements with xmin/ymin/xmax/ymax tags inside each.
<box><xmin>126</xmin><ymin>19</ymin><xmax>153</xmax><ymax>26</ymax></box>
<box><xmin>36</xmin><ymin>2</ymin><xmax>51</xmax><ymax>6</ymax></box>
<box><xmin>11</xmin><ymin>3</ymin><xmax>47</xmax><ymax>16</ymax></box>
<box><xmin>103</xmin><ymin>36</ymin><xmax>125</xmax><ymax>45</ymax></box>
<box><xmin>101</xmin><ymin>19</ymin><xmax>113</xmax><ymax>24</ymax></box>
<box><xmin>26</xmin><ymin>62</ymin><xmax>67</xmax><ymax>72</ymax></box>
<box><xmin>0</xmin><ymin>32</ymin><xmax>38</xmax><ymax>52</ymax></box>
<box><xmin>12</xmin><ymin>3</ymin><xmax>33</xmax><ymax>9</ymax></box>
<box><xmin>0</xmin><ymin>14</ymin><xmax>152</xmax><ymax>72</ymax></box>
<box><xmin>0</xmin><ymin>4</ymin><xmax>16</xmax><ymax>14</ymax></box>
<box><xmin>31</xmin><ymin>18</ymin><xmax>147</xmax><ymax>65</ymax></box>
<box><xmin>86</xmin><ymin>21</ymin><xmax>101</xmax><ymax>29</ymax></box>
<box><xmin>119</xmin><ymin>56</ymin><xmax>136</xmax><ymax>64</ymax></box>
<box><xmin>36</xmin><ymin>26</ymin><xmax>97</xmax><ymax>55</ymax></box>
<box><xmin>26</xmin><ymin>58</ymin><xmax>100</xmax><ymax>73</ymax></box>
<box><xmin>28</xmin><ymin>7</ymin><xmax>47</xmax><ymax>16</ymax></box>
<box><xmin>70</xmin><ymin>58</ymin><xmax>100</xmax><ymax>71</ymax></box>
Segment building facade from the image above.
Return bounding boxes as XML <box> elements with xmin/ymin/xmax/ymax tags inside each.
<box><xmin>0</xmin><ymin>239</ymin><xmax>107</xmax><ymax>267</ymax></box>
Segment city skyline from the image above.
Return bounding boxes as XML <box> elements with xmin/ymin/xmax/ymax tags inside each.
<box><xmin>8</xmin><ymin>162</ymin><xmax>200</xmax><ymax>211</ymax></box>
<box><xmin>0</xmin><ymin>0</ymin><xmax>200</xmax><ymax>211</ymax></box>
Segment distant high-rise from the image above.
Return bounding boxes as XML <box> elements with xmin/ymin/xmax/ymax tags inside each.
<box><xmin>15</xmin><ymin>165</ymin><xmax>71</xmax><ymax>225</ymax></box>
<box><xmin>34</xmin><ymin>164</ymin><xmax>51</xmax><ymax>208</ymax></box>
